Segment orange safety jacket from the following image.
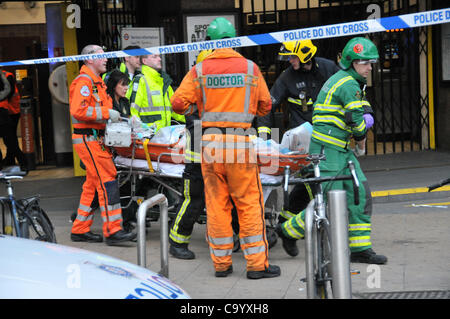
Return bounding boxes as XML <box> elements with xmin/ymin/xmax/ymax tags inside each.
<box><xmin>69</xmin><ymin>65</ymin><xmax>113</xmax><ymax>131</ymax></box>
<box><xmin>171</xmin><ymin>48</ymin><xmax>272</xmax><ymax>131</ymax></box>
<box><xmin>0</xmin><ymin>71</ymin><xmax>19</xmax><ymax>114</ymax></box>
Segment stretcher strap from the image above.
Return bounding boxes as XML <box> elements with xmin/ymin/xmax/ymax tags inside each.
<box><xmin>143</xmin><ymin>138</ymin><xmax>155</xmax><ymax>173</ymax></box>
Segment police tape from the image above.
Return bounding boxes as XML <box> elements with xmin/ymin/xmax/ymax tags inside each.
<box><xmin>0</xmin><ymin>7</ymin><xmax>449</xmax><ymax>67</ymax></box>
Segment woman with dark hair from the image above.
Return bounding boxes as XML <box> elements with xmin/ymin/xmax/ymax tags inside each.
<box><xmin>106</xmin><ymin>69</ymin><xmax>131</xmax><ymax>117</ymax></box>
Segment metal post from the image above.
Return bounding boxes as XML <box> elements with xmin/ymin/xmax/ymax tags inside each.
<box><xmin>304</xmin><ymin>199</ymin><xmax>316</xmax><ymax>299</ymax></box>
<box><xmin>137</xmin><ymin>194</ymin><xmax>169</xmax><ymax>278</ymax></box>
<box><xmin>328</xmin><ymin>190</ymin><xmax>352</xmax><ymax>299</ymax></box>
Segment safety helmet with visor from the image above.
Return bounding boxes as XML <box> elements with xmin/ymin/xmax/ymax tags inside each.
<box><xmin>339</xmin><ymin>37</ymin><xmax>379</xmax><ymax>70</ymax></box>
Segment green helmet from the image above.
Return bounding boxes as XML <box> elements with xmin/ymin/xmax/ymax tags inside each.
<box><xmin>339</xmin><ymin>37</ymin><xmax>379</xmax><ymax>70</ymax></box>
<box><xmin>207</xmin><ymin>17</ymin><xmax>236</xmax><ymax>40</ymax></box>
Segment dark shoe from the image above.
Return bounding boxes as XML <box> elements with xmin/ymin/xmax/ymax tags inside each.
<box><xmin>247</xmin><ymin>264</ymin><xmax>281</xmax><ymax>279</ymax></box>
<box><xmin>71</xmin><ymin>231</ymin><xmax>103</xmax><ymax>243</ymax></box>
<box><xmin>351</xmin><ymin>248</ymin><xmax>388</xmax><ymax>265</ymax></box>
<box><xmin>215</xmin><ymin>265</ymin><xmax>233</xmax><ymax>278</ymax></box>
<box><xmin>275</xmin><ymin>224</ymin><xmax>299</xmax><ymax>257</ymax></box>
<box><xmin>105</xmin><ymin>230</ymin><xmax>137</xmax><ymax>246</ymax></box>
<box><xmin>169</xmin><ymin>244</ymin><xmax>195</xmax><ymax>260</ymax></box>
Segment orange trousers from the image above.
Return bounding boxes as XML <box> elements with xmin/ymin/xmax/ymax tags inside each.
<box><xmin>201</xmin><ymin>134</ymin><xmax>269</xmax><ymax>272</ymax></box>
<box><xmin>71</xmin><ymin>134</ymin><xmax>123</xmax><ymax>237</ymax></box>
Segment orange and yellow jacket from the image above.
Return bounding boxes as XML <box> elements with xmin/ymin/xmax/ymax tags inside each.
<box><xmin>171</xmin><ymin>48</ymin><xmax>272</xmax><ymax>131</ymax></box>
<box><xmin>69</xmin><ymin>65</ymin><xmax>113</xmax><ymax>131</ymax></box>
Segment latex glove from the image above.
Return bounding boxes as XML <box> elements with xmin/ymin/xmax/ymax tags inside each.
<box><xmin>108</xmin><ymin>109</ymin><xmax>120</xmax><ymax>123</ymax></box>
<box><xmin>355</xmin><ymin>143</ymin><xmax>365</xmax><ymax>157</ymax></box>
<box><xmin>363</xmin><ymin>113</ymin><xmax>374</xmax><ymax>129</ymax></box>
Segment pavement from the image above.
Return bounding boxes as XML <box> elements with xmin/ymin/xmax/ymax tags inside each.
<box><xmin>3</xmin><ymin>149</ymin><xmax>450</xmax><ymax>299</ymax></box>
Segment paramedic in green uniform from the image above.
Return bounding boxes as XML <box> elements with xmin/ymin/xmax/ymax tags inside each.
<box><xmin>276</xmin><ymin>37</ymin><xmax>387</xmax><ymax>264</ymax></box>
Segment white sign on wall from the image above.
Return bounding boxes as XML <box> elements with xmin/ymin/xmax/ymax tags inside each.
<box><xmin>121</xmin><ymin>27</ymin><xmax>164</xmax><ymax>49</ymax></box>
<box><xmin>184</xmin><ymin>14</ymin><xmax>236</xmax><ymax>69</ymax></box>
<box><xmin>120</xmin><ymin>27</ymin><xmax>166</xmax><ymax>70</ymax></box>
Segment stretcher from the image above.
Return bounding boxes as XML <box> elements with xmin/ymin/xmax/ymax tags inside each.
<box><xmin>108</xmin><ymin>122</ymin><xmax>312</xmax><ymax>228</ymax></box>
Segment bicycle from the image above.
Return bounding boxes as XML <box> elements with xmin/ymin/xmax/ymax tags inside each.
<box><xmin>282</xmin><ymin>147</ymin><xmax>360</xmax><ymax>299</ymax></box>
<box><xmin>0</xmin><ymin>166</ymin><xmax>57</xmax><ymax>243</ymax></box>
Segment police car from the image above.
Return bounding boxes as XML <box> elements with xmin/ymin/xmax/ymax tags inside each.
<box><xmin>0</xmin><ymin>235</ymin><xmax>190</xmax><ymax>299</ymax></box>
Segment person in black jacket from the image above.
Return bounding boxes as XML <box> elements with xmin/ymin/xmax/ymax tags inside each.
<box><xmin>256</xmin><ymin>40</ymin><xmax>340</xmax><ymax>257</ymax></box>
<box><xmin>106</xmin><ymin>69</ymin><xmax>131</xmax><ymax>117</ymax></box>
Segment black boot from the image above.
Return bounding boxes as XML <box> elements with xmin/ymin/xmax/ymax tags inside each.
<box><xmin>275</xmin><ymin>224</ymin><xmax>299</xmax><ymax>257</ymax></box>
<box><xmin>169</xmin><ymin>244</ymin><xmax>195</xmax><ymax>260</ymax></box>
<box><xmin>215</xmin><ymin>265</ymin><xmax>233</xmax><ymax>278</ymax></box>
<box><xmin>71</xmin><ymin>231</ymin><xmax>103</xmax><ymax>243</ymax></box>
<box><xmin>247</xmin><ymin>264</ymin><xmax>281</xmax><ymax>279</ymax></box>
<box><xmin>351</xmin><ymin>248</ymin><xmax>388</xmax><ymax>264</ymax></box>
<box><xmin>105</xmin><ymin>230</ymin><xmax>136</xmax><ymax>246</ymax></box>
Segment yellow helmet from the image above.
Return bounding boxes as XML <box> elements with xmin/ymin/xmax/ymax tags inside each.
<box><xmin>196</xmin><ymin>49</ymin><xmax>213</xmax><ymax>64</ymax></box>
<box><xmin>278</xmin><ymin>40</ymin><xmax>317</xmax><ymax>63</ymax></box>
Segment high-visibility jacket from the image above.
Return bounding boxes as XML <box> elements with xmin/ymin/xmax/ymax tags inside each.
<box><xmin>70</xmin><ymin>65</ymin><xmax>113</xmax><ymax>131</ymax></box>
<box><xmin>171</xmin><ymin>48</ymin><xmax>272</xmax><ymax>272</ymax></box>
<box><xmin>70</xmin><ymin>65</ymin><xmax>123</xmax><ymax>237</ymax></box>
<box><xmin>0</xmin><ymin>71</ymin><xmax>20</xmax><ymax>114</ymax></box>
<box><xmin>311</xmin><ymin>67</ymin><xmax>370</xmax><ymax>151</ymax></box>
<box><xmin>126</xmin><ymin>65</ymin><xmax>185</xmax><ymax>131</ymax></box>
<box><xmin>171</xmin><ymin>48</ymin><xmax>271</xmax><ymax>129</ymax></box>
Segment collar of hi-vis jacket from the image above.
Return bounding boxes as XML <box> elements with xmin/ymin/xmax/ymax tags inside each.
<box><xmin>194</xmin><ymin>49</ymin><xmax>257</xmax><ymax>127</ymax></box>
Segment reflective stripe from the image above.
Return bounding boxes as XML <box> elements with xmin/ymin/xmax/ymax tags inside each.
<box><xmin>314</xmin><ymin>103</ymin><xmax>345</xmax><ymax>115</ymax></box>
<box><xmin>71</xmin><ymin>115</ymin><xmax>105</xmax><ymax>125</ymax></box>
<box><xmin>195</xmin><ymin>62</ymin><xmax>207</xmax><ymax>108</ymax></box>
<box><xmin>257</xmin><ymin>126</ymin><xmax>271</xmax><ymax>134</ymax></box>
<box><xmin>354</xmin><ymin>119</ymin><xmax>366</xmax><ymax>132</ymax></box>
<box><xmin>279</xmin><ymin>209</ymin><xmax>296</xmax><ymax>220</ymax></box>
<box><xmin>209</xmin><ymin>247</ymin><xmax>232</xmax><ymax>257</ymax></box>
<box><xmin>312</xmin><ymin>115</ymin><xmax>350</xmax><ymax>131</ymax></box>
<box><xmin>284</xmin><ymin>215</ymin><xmax>305</xmax><ymax>239</ymax></box>
<box><xmin>203</xmin><ymin>140</ymin><xmax>252</xmax><ymax>149</ymax></box>
<box><xmin>243</xmin><ymin>60</ymin><xmax>254</xmax><ymax>116</ymax></box>
<box><xmin>169</xmin><ymin>231</ymin><xmax>190</xmax><ymax>244</ymax></box>
<box><xmin>349</xmin><ymin>236</ymin><xmax>371</xmax><ymax>247</ymax></box>
<box><xmin>324</xmin><ymin>76</ymin><xmax>353</xmax><ymax>105</ymax></box>
<box><xmin>208</xmin><ymin>235</ymin><xmax>234</xmax><ymax>245</ymax></box>
<box><xmin>239</xmin><ymin>234</ymin><xmax>263</xmax><ymax>245</ymax></box>
<box><xmin>312</xmin><ymin>130</ymin><xmax>348</xmax><ymax>149</ymax></box>
<box><xmin>242</xmin><ymin>245</ymin><xmax>266</xmax><ymax>256</ymax></box>
<box><xmin>349</xmin><ymin>223</ymin><xmax>371</xmax><ymax>231</ymax></box>
<box><xmin>101</xmin><ymin>212</ymin><xmax>122</xmax><ymax>223</ymax></box>
<box><xmin>100</xmin><ymin>203</ymin><xmax>122</xmax><ymax>213</ymax></box>
<box><xmin>185</xmin><ymin>150</ymin><xmax>201</xmax><ymax>162</ymax></box>
<box><xmin>86</xmin><ymin>106</ymin><xmax>104</xmax><ymax>121</ymax></box>
<box><xmin>72</xmin><ymin>136</ymin><xmax>97</xmax><ymax>144</ymax></box>
<box><xmin>170</xmin><ymin>179</ymin><xmax>191</xmax><ymax>244</ymax></box>
<box><xmin>78</xmin><ymin>204</ymin><xmax>93</xmax><ymax>213</ymax></box>
<box><xmin>76</xmin><ymin>213</ymin><xmax>94</xmax><ymax>222</ymax></box>
<box><xmin>344</xmin><ymin>100</ymin><xmax>363</xmax><ymax>110</ymax></box>
<box><xmin>135</xmin><ymin>106</ymin><xmax>168</xmax><ymax>113</ymax></box>
<box><xmin>202</xmin><ymin>112</ymin><xmax>255</xmax><ymax>124</ymax></box>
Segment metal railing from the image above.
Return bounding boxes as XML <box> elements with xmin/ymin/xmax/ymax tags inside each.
<box><xmin>137</xmin><ymin>194</ymin><xmax>169</xmax><ymax>278</ymax></box>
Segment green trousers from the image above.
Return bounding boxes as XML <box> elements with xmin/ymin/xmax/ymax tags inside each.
<box><xmin>280</xmin><ymin>139</ymin><xmax>373</xmax><ymax>253</ymax></box>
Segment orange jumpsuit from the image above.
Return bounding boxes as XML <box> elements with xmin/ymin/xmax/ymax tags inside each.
<box><xmin>171</xmin><ymin>48</ymin><xmax>272</xmax><ymax>272</ymax></box>
<box><xmin>70</xmin><ymin>65</ymin><xmax>123</xmax><ymax>237</ymax></box>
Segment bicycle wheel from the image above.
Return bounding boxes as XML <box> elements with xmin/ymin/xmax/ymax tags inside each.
<box><xmin>314</xmin><ymin>221</ymin><xmax>333</xmax><ymax>299</ymax></box>
<box><xmin>20</xmin><ymin>207</ymin><xmax>57</xmax><ymax>243</ymax></box>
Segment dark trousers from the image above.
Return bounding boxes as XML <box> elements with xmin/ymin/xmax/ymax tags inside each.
<box><xmin>0</xmin><ymin>109</ymin><xmax>25</xmax><ymax>167</ymax></box>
